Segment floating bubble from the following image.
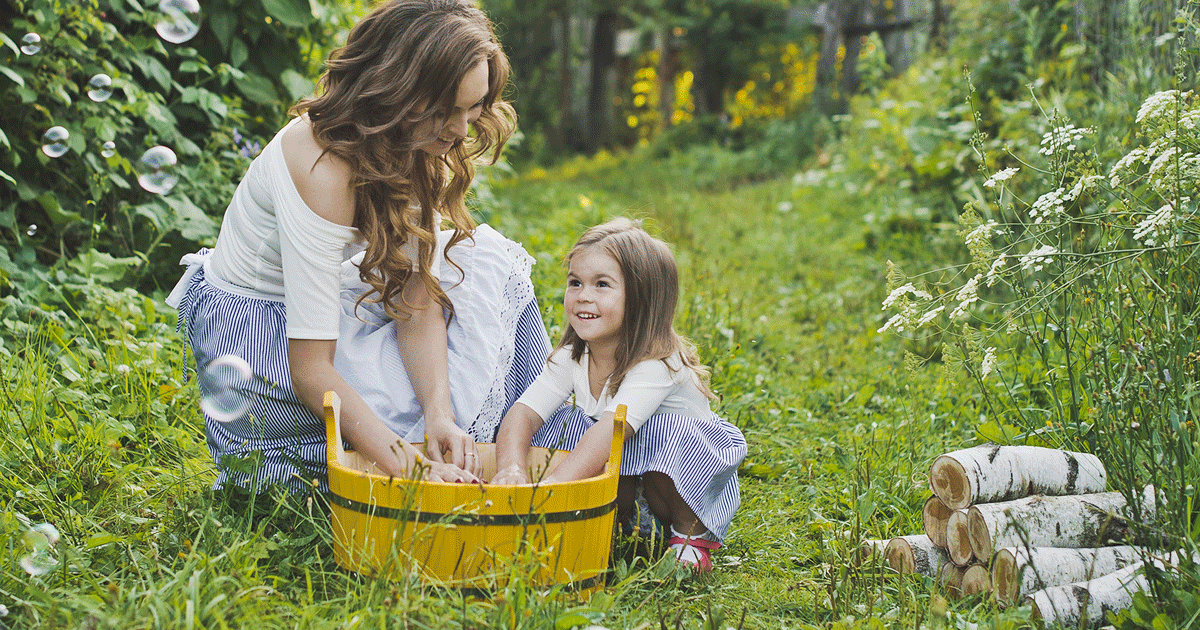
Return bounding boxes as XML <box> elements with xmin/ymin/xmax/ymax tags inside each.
<box><xmin>26</xmin><ymin>224</ymin><xmax>37</xmax><ymax>237</ymax></box>
<box><xmin>101</xmin><ymin>141</ymin><xmax>116</xmax><ymax>158</ymax></box>
<box><xmin>19</xmin><ymin>553</ymin><xmax>58</xmax><ymax>576</ymax></box>
<box><xmin>155</xmin><ymin>0</ymin><xmax>201</xmax><ymax>44</ymax></box>
<box><xmin>41</xmin><ymin>126</ymin><xmax>69</xmax><ymax>158</ymax></box>
<box><xmin>200</xmin><ymin>354</ymin><xmax>255</xmax><ymax>423</ymax></box>
<box><xmin>87</xmin><ymin>73</ymin><xmax>113</xmax><ymax>102</ymax></box>
<box><xmin>19</xmin><ymin>523</ymin><xmax>60</xmax><ymax>576</ymax></box>
<box><xmin>20</xmin><ymin>32</ymin><xmax>41</xmax><ymax>55</ymax></box>
<box><xmin>136</xmin><ymin>146</ymin><xmax>178</xmax><ymax>194</ymax></box>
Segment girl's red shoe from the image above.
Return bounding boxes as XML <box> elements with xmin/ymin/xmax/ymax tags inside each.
<box><xmin>668</xmin><ymin>535</ymin><xmax>721</xmax><ymax>572</ymax></box>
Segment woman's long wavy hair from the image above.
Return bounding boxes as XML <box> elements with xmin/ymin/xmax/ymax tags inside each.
<box><xmin>291</xmin><ymin>0</ymin><xmax>516</xmax><ymax>321</ymax></box>
<box><xmin>556</xmin><ymin>218</ymin><xmax>715</xmax><ymax>400</ymax></box>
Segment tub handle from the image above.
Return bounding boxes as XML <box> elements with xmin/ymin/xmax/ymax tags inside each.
<box><xmin>609</xmin><ymin>404</ymin><xmax>626</xmax><ymax>474</ymax></box>
<box><xmin>324</xmin><ymin>390</ymin><xmax>348</xmax><ymax>467</ymax></box>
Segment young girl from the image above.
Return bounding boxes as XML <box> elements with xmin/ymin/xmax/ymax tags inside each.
<box><xmin>168</xmin><ymin>0</ymin><xmax>548</xmax><ymax>491</ymax></box>
<box><xmin>491</xmin><ymin>218</ymin><xmax>746</xmax><ymax>572</ymax></box>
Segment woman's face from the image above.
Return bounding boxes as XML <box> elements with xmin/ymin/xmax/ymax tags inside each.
<box><xmin>410</xmin><ymin>59</ymin><xmax>490</xmax><ymax>156</ymax></box>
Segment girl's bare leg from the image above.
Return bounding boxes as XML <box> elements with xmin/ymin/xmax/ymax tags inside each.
<box><xmin>642</xmin><ymin>471</ymin><xmax>705</xmax><ymax>536</ymax></box>
<box><xmin>616</xmin><ymin>476</ymin><xmax>637</xmax><ymax>524</ymax></box>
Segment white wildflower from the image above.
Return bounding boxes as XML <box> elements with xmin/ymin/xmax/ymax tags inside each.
<box><xmin>1063</xmin><ymin>175</ymin><xmax>1104</xmax><ymax>201</ymax></box>
<box><xmin>983</xmin><ymin>167</ymin><xmax>1020</xmax><ymax>188</ymax></box>
<box><xmin>950</xmin><ymin>275</ymin><xmax>982</xmax><ymax>319</ymax></box>
<box><xmin>1029</xmin><ymin>188</ymin><xmax>1066</xmax><ymax>224</ymax></box>
<box><xmin>1136</xmin><ymin>90</ymin><xmax>1189</xmax><ymax>125</ymax></box>
<box><xmin>985</xmin><ymin>255</ymin><xmax>1007</xmax><ymax>286</ymax></box>
<box><xmin>1110</xmin><ymin>147</ymin><xmax>1150</xmax><ymax>187</ymax></box>
<box><xmin>881</xmin><ymin>283</ymin><xmax>932</xmax><ymax>310</ymax></box>
<box><xmin>1133</xmin><ymin>203</ymin><xmax>1177</xmax><ymax>247</ymax></box>
<box><xmin>115</xmin><ymin>364</ymin><xmax>131</xmax><ymax>375</ymax></box>
<box><xmin>917</xmin><ymin>305</ymin><xmax>945</xmax><ymax>327</ymax></box>
<box><xmin>1039</xmin><ymin>124</ymin><xmax>1094</xmax><ymax>156</ymax></box>
<box><xmin>1020</xmin><ymin>245</ymin><xmax>1058</xmax><ymax>272</ymax></box>
<box><xmin>981</xmin><ymin>347</ymin><xmax>998</xmax><ymax>378</ymax></box>
<box><xmin>964</xmin><ymin>221</ymin><xmax>1004</xmax><ymax>250</ymax></box>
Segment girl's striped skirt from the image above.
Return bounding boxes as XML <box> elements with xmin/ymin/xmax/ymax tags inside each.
<box><xmin>532</xmin><ymin>407</ymin><xmax>746</xmax><ymax>543</ymax></box>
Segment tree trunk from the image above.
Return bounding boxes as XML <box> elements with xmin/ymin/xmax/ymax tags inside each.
<box><xmin>881</xmin><ymin>0</ymin><xmax>912</xmax><ymax>75</ymax></box>
<box><xmin>967</xmin><ymin>488</ymin><xmax>1155</xmax><ymax>561</ymax></box>
<box><xmin>960</xmin><ymin>563</ymin><xmax>991</xmax><ymax>597</ymax></box>
<box><xmin>927</xmin><ymin>0</ymin><xmax>949</xmax><ymax>52</ymax></box>
<box><xmin>929</xmin><ymin>445</ymin><xmax>1107</xmax><ymax>510</ymax></box>
<box><xmin>655</xmin><ymin>27</ymin><xmax>676</xmax><ymax>131</ymax></box>
<box><xmin>884</xmin><ymin>534</ymin><xmax>949</xmax><ymax>577</ymax></box>
<box><xmin>992</xmin><ymin>545</ymin><xmax>1143</xmax><ymax>608</ymax></box>
<box><xmin>815</xmin><ymin>0</ymin><xmax>847</xmax><ymax>114</ymax></box>
<box><xmin>585</xmin><ymin>10</ymin><xmax>618</xmax><ymax>152</ymax></box>
<box><xmin>837</xmin><ymin>0</ymin><xmax>865</xmax><ymax>99</ymax></box>
<box><xmin>944</xmin><ymin>509</ymin><xmax>976</xmax><ymax>566</ymax></box>
<box><xmin>922</xmin><ymin>495</ymin><xmax>954</xmax><ymax>549</ymax></box>
<box><xmin>553</xmin><ymin>9</ymin><xmax>572</xmax><ymax>156</ymax></box>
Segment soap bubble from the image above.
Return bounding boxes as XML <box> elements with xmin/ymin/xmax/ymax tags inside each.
<box><xmin>155</xmin><ymin>0</ymin><xmax>201</xmax><ymax>44</ymax></box>
<box><xmin>26</xmin><ymin>224</ymin><xmax>37</xmax><ymax>237</ymax></box>
<box><xmin>136</xmin><ymin>146</ymin><xmax>178</xmax><ymax>194</ymax></box>
<box><xmin>20</xmin><ymin>523</ymin><xmax>60</xmax><ymax>576</ymax></box>
<box><xmin>20</xmin><ymin>32</ymin><xmax>41</xmax><ymax>55</ymax></box>
<box><xmin>101</xmin><ymin>141</ymin><xmax>116</xmax><ymax>158</ymax></box>
<box><xmin>87</xmin><ymin>74</ymin><xmax>113</xmax><ymax>102</ymax></box>
<box><xmin>200</xmin><ymin>354</ymin><xmax>255</xmax><ymax>423</ymax></box>
<box><xmin>41</xmin><ymin>126</ymin><xmax>69</xmax><ymax>158</ymax></box>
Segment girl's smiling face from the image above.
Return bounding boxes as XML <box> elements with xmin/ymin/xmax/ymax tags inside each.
<box><xmin>565</xmin><ymin>247</ymin><xmax>625</xmax><ymax>354</ymax></box>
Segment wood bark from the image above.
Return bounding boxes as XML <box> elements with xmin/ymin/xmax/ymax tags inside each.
<box><xmin>922</xmin><ymin>495</ymin><xmax>954</xmax><ymax>549</ymax></box>
<box><xmin>929</xmin><ymin>445</ymin><xmax>1107</xmax><ymax>510</ymax></box>
<box><xmin>960</xmin><ymin>564</ymin><xmax>991</xmax><ymax>597</ymax></box>
<box><xmin>967</xmin><ymin>488</ymin><xmax>1155</xmax><ymax>561</ymax></box>
<box><xmin>1026</xmin><ymin>561</ymin><xmax>1151</xmax><ymax>629</ymax></box>
<box><xmin>884</xmin><ymin>534</ymin><xmax>949</xmax><ymax>577</ymax></box>
<box><xmin>991</xmin><ymin>545</ymin><xmax>1143</xmax><ymax>608</ymax></box>
<box><xmin>944</xmin><ymin>509</ymin><xmax>975</xmax><ymax>566</ymax></box>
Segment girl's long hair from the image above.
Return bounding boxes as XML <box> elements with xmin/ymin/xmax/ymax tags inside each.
<box><xmin>556</xmin><ymin>218</ymin><xmax>715</xmax><ymax>399</ymax></box>
<box><xmin>291</xmin><ymin>0</ymin><xmax>516</xmax><ymax>320</ymax></box>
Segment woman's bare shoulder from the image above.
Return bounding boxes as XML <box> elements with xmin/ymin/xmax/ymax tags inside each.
<box><xmin>280</xmin><ymin>115</ymin><xmax>356</xmax><ymax>226</ymax></box>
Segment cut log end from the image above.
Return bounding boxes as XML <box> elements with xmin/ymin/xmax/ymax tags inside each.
<box><xmin>922</xmin><ymin>495</ymin><xmax>954</xmax><ymax>549</ymax></box>
<box><xmin>940</xmin><ymin>564</ymin><xmax>968</xmax><ymax>599</ymax></box>
<box><xmin>961</xmin><ymin>564</ymin><xmax>992</xmax><ymax>597</ymax></box>
<box><xmin>884</xmin><ymin>538</ymin><xmax>916</xmax><ymax>573</ymax></box>
<box><xmin>966</xmin><ymin>506</ymin><xmax>994</xmax><ymax>562</ymax></box>
<box><xmin>930</xmin><ymin>455</ymin><xmax>971</xmax><ymax>510</ymax></box>
<box><xmin>945</xmin><ymin>510</ymin><xmax>974</xmax><ymax>566</ymax></box>
<box><xmin>991</xmin><ymin>548</ymin><xmax>1019</xmax><ymax>608</ymax></box>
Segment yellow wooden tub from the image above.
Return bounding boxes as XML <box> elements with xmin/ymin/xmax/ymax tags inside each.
<box><xmin>323</xmin><ymin>391</ymin><xmax>623</xmax><ymax>596</ymax></box>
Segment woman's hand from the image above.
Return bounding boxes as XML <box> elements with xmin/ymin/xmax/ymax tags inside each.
<box><xmin>424</xmin><ymin>416</ymin><xmax>482</xmax><ymax>477</ymax></box>
<box><xmin>490</xmin><ymin>463</ymin><xmax>529</xmax><ymax>485</ymax></box>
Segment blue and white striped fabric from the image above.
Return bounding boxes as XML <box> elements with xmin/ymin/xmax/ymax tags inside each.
<box><xmin>531</xmin><ymin>406</ymin><xmax>746</xmax><ymax>542</ymax></box>
<box><xmin>174</xmin><ymin>228</ymin><xmax>553</xmax><ymax>493</ymax></box>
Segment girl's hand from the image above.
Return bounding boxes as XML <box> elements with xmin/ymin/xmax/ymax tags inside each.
<box><xmin>424</xmin><ymin>417</ymin><xmax>482</xmax><ymax>477</ymax></box>
<box><xmin>423</xmin><ymin>460</ymin><xmax>480</xmax><ymax>484</ymax></box>
<box><xmin>490</xmin><ymin>463</ymin><xmax>529</xmax><ymax>485</ymax></box>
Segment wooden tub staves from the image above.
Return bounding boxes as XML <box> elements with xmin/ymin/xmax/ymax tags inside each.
<box><xmin>323</xmin><ymin>391</ymin><xmax>623</xmax><ymax>596</ymax></box>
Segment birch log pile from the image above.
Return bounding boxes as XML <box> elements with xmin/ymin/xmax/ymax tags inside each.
<box><xmin>1026</xmin><ymin>552</ymin><xmax>1192</xmax><ymax>629</ymax></box>
<box><xmin>929</xmin><ymin>445</ymin><xmax>1106</xmax><ymax>510</ymax></box>
<box><xmin>991</xmin><ymin>545</ymin><xmax>1142</xmax><ymax>607</ymax></box>
<box><xmin>960</xmin><ymin>564</ymin><xmax>991</xmax><ymax>597</ymax></box>
<box><xmin>943</xmin><ymin>509</ymin><xmax>976</xmax><ymax>566</ymax></box>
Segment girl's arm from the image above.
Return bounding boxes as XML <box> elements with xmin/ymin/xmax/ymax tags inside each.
<box><xmin>289</xmin><ymin>338</ymin><xmax>477</xmax><ymax>482</ymax></box>
<box><xmin>393</xmin><ymin>270</ymin><xmax>480</xmax><ymax>476</ymax></box>
<box><xmin>491</xmin><ymin>402</ymin><xmax>544</xmax><ymax>484</ymax></box>
<box><xmin>541</xmin><ymin>410</ymin><xmax>633</xmax><ymax>484</ymax></box>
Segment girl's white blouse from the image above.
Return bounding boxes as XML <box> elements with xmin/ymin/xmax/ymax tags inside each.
<box><xmin>515</xmin><ymin>345</ymin><xmax>712</xmax><ymax>432</ymax></box>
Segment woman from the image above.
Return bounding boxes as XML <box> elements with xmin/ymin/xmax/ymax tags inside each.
<box><xmin>168</xmin><ymin>0</ymin><xmax>546</xmax><ymax>489</ymax></box>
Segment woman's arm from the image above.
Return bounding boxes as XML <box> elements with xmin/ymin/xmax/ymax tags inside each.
<box><xmin>393</xmin><ymin>273</ymin><xmax>480</xmax><ymax>476</ymax></box>
<box><xmin>288</xmin><ymin>338</ymin><xmax>477</xmax><ymax>482</ymax></box>
<box><xmin>491</xmin><ymin>402</ymin><xmax>545</xmax><ymax>484</ymax></box>
<box><xmin>541</xmin><ymin>411</ymin><xmax>632</xmax><ymax>484</ymax></box>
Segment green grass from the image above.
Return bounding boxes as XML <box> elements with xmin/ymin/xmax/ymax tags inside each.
<box><xmin>2</xmin><ymin>142</ymin><xmax>1002</xmax><ymax>629</ymax></box>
